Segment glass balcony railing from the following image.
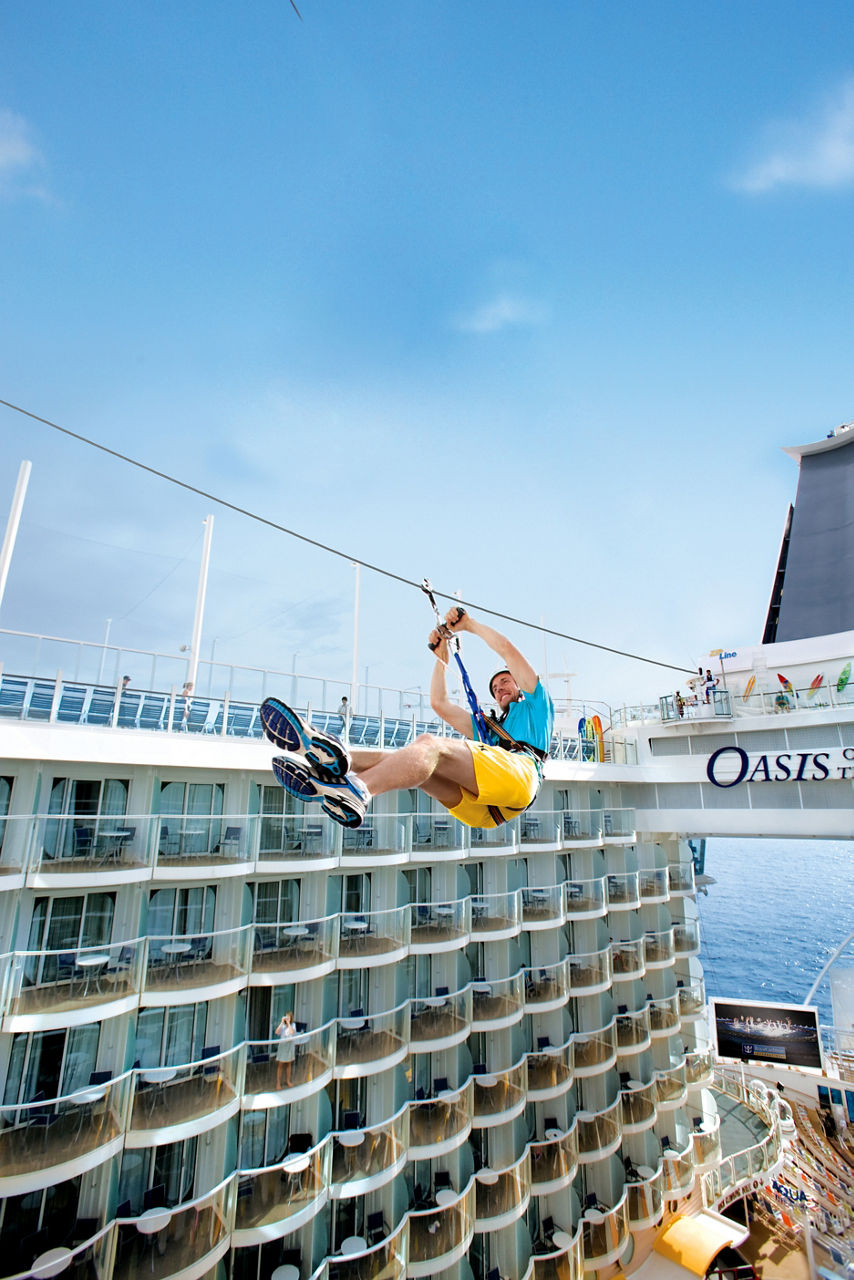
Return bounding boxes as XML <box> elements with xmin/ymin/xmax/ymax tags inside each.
<box><xmin>643</xmin><ymin>928</ymin><xmax>675</xmax><ymax>966</ymax></box>
<box><xmin>131</xmin><ymin>1045</ymin><xmax>241</xmax><ymax>1132</ymax></box>
<box><xmin>672</xmin><ymin>919</ymin><xmax>701</xmax><ymax>955</ymax></box>
<box><xmin>677</xmin><ymin>978</ymin><xmax>706</xmax><ymax>1019</ymax></box>
<box><xmin>558</xmin><ymin>808</ymin><xmax>634</xmax><ymax>840</ymax></box>
<box><xmin>252</xmin><ymin>913</ymin><xmax>337</xmax><ymax>975</ymax></box>
<box><xmin>31</xmin><ymin>814</ymin><xmax>156</xmax><ymax>873</ymax></box>
<box><xmin>523</xmin><ymin>959</ymin><xmax>569</xmax><ymax>1006</ymax></box>
<box><xmin>409</xmin><ymin>1080</ymin><xmax>472</xmax><ymax>1150</ymax></box>
<box><xmin>564</xmin><ymin>876</ymin><xmax>606</xmax><ymax>917</ymax></box>
<box><xmin>626</xmin><ymin>1166</ymin><xmax>663</xmax><ymax>1228</ymax></box>
<box><xmin>655</xmin><ymin>1061</ymin><xmax>688</xmax><ymax>1107</ymax></box>
<box><xmin>410</xmin><ymin>988</ymin><xmax>470</xmax><ymax>1045</ymax></box>
<box><xmin>9</xmin><ymin>1224</ymin><xmax>114</xmax><ymax>1280</ymax></box>
<box><xmin>331</xmin><ymin>1108</ymin><xmax>408</xmax><ymax>1190</ymax></box>
<box><xmin>471</xmin><ymin>972</ymin><xmax>524</xmax><ymax>1026</ymax></box>
<box><xmin>327</xmin><ymin>1217</ymin><xmax>407</xmax><ymax>1280</ymax></box>
<box><xmin>620</xmin><ymin>1079</ymin><xmax>657</xmax><ymax>1131</ymax></box>
<box><xmin>235</xmin><ymin>1136</ymin><xmax>330</xmax><ymax>1232</ymax></box>
<box><xmin>475</xmin><ymin>1150</ymin><xmax>530</xmax><ymax>1225</ymax></box>
<box><xmin>529</xmin><ymin>1123</ymin><xmax>578</xmax><ymax>1189</ymax></box>
<box><xmin>685</xmin><ymin>1045</ymin><xmax>714</xmax><ymax>1087</ymax></box>
<box><xmin>338</xmin><ymin>906</ymin><xmax>410</xmax><ymax>962</ymax></box>
<box><xmin>568</xmin><ymin>946</ymin><xmax>611</xmax><ymax>994</ymax></box>
<box><xmin>258</xmin><ymin>812</ymin><xmax>333</xmax><ymax>859</ymax></box>
<box><xmin>0</xmin><ymin>814</ymin><xmax>29</xmax><ymax>878</ymax></box>
<box><xmin>661</xmin><ymin>1142</ymin><xmax>695</xmax><ymax>1197</ymax></box>
<box><xmin>527</xmin><ymin>1039</ymin><xmax>573</xmax><ymax>1094</ymax></box>
<box><xmin>472</xmin><ymin>1059</ymin><xmax>527</xmax><ymax>1124</ymax></box>
<box><xmin>639</xmin><ymin>868</ymin><xmax>668</xmax><ymax>901</ymax></box>
<box><xmin>648</xmin><ymin>993</ymin><xmax>681</xmax><ymax>1035</ymax></box>
<box><xmin>0</xmin><ymin>1070</ymin><xmax>132</xmax><ymax>1179</ymax></box>
<box><xmin>245</xmin><ymin>1021</ymin><xmax>335</xmax><ymax>1097</ymax></box>
<box><xmin>530</xmin><ymin>1227</ymin><xmax>584</xmax><ymax>1280</ymax></box>
<box><xmin>409</xmin><ymin>897</ymin><xmax>470</xmax><ymax>948</ymax></box>
<box><xmin>521</xmin><ymin>885</ymin><xmax>564</xmax><ymax>925</ymax></box>
<box><xmin>407</xmin><ymin>1183</ymin><xmax>474</xmax><ymax>1275</ymax></box>
<box><xmin>615</xmin><ymin>1007</ymin><xmax>650</xmax><ymax>1051</ymax></box>
<box><xmin>691</xmin><ymin>1114</ymin><xmax>723</xmax><ymax>1167</ymax></box>
<box><xmin>610</xmin><ymin>938</ymin><xmax>645</xmax><ymax>979</ymax></box>
<box><xmin>667</xmin><ymin>862</ymin><xmax>695</xmax><ymax>894</ymax></box>
<box><xmin>470</xmin><ymin>889</ymin><xmax>521</xmax><ymax>936</ymax></box>
<box><xmin>572</xmin><ymin>1022</ymin><xmax>616</xmax><ymax>1075</ymax></box>
<box><xmin>145</xmin><ymin>924</ymin><xmax>251</xmax><ymax>994</ymax></box>
<box><xmin>580</xmin><ymin>1193</ymin><xmax>629</xmax><ymax>1267</ymax></box>
<box><xmin>606</xmin><ymin>871</ymin><xmax>640</xmax><ymax>909</ymax></box>
<box><xmin>5</xmin><ymin>938</ymin><xmax>145</xmax><ymax>1019</ymax></box>
<box><xmin>409</xmin><ymin>810</ymin><xmax>466</xmax><ymax>853</ymax></box>
<box><xmin>113</xmin><ymin>1176</ymin><xmax>234</xmax><ymax>1280</ymax></box>
<box><xmin>156</xmin><ymin>815</ymin><xmax>252</xmax><ymax>865</ymax></box>
<box><xmin>335</xmin><ymin>1003</ymin><xmax>409</xmax><ymax>1073</ymax></box>
<box><xmin>576</xmin><ymin>1096</ymin><xmax>622</xmax><ymax>1160</ymax></box>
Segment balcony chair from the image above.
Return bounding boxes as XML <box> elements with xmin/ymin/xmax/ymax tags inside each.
<box><xmin>89</xmin><ymin>1070</ymin><xmax>112</xmax><ymax>1086</ymax></box>
<box><xmin>116</xmin><ymin>1200</ymin><xmax>132</xmax><ymax>1219</ymax></box>
<box><xmin>619</xmin><ymin>1071</ymin><xmax>631</xmax><ymax>1088</ymax></box>
<box><xmin>56</xmin><ymin>952</ymin><xmax>80</xmax><ymax>992</ymax></box>
<box><xmin>237</xmin><ymin>1178</ymin><xmax>254</xmax><ymax>1205</ymax></box>
<box><xmin>287</xmin><ymin>1132</ymin><xmax>313</xmax><ymax>1154</ymax></box>
<box><xmin>143</xmin><ymin>1184</ymin><xmax>167</xmax><ymax>1211</ymax></box>
<box><xmin>415</xmin><ymin>1086</ymin><xmax>426</xmax><ymax>1102</ymax></box>
<box><xmin>219</xmin><ymin>826</ymin><xmax>241</xmax><ymax>856</ymax></box>
<box><xmin>541</xmin><ymin>1215</ymin><xmax>555</xmax><ymax>1240</ymax></box>
<box><xmin>413</xmin><ymin>1183</ymin><xmax>431</xmax><ymax>1210</ymax></box>
<box><xmin>473</xmin><ymin>1063</ymin><xmax>487</xmax><ymax>1075</ymax></box>
<box><xmin>72</xmin><ymin>826</ymin><xmax>94</xmax><ymax>859</ymax></box>
<box><xmin>487</xmin><ymin>1269</ymin><xmax>502</xmax><ymax>1280</ymax></box>
<box><xmin>544</xmin><ymin>1116</ymin><xmax>558</xmax><ymax>1133</ymax></box>
<box><xmin>433</xmin><ymin>1076</ymin><xmax>449</xmax><ymax>1095</ymax></box>
<box><xmin>434</xmin><ymin>1170</ymin><xmax>452</xmax><ymax>1192</ymax></box>
<box><xmin>343</xmin><ymin>1110</ymin><xmax>362</xmax><ymax>1130</ymax></box>
<box><xmin>537</xmin><ymin>1036</ymin><xmax>551</xmax><ymax>1052</ymax></box>
<box><xmin>366</xmin><ymin>1211</ymin><xmax>388</xmax><ymax>1245</ymax></box>
<box><xmin>188</xmin><ymin>935</ymin><xmax>210</xmax><ymax>965</ymax></box>
<box><xmin>661</xmin><ymin>1135</ymin><xmax>673</xmax><ymax>1151</ymax></box>
<box><xmin>435</xmin><ymin>985</ymin><xmax>449</xmax><ymax>998</ymax></box>
<box><xmin>584</xmin><ymin>1193</ymin><xmax>600</xmax><ymax>1212</ymax></box>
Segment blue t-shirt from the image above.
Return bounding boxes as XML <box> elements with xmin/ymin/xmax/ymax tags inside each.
<box><xmin>476</xmin><ymin>680</ymin><xmax>555</xmax><ymax>755</ymax></box>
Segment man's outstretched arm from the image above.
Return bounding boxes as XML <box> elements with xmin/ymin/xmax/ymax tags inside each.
<box><xmin>447</xmin><ymin>611</ymin><xmax>539</xmax><ymax>694</ymax></box>
<box><xmin>428</xmin><ymin>632</ymin><xmax>474</xmax><ymax>737</ymax></box>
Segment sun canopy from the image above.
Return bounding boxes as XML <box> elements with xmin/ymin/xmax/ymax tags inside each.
<box><xmin>653</xmin><ymin>1212</ymin><xmax>749</xmax><ymax>1276</ymax></box>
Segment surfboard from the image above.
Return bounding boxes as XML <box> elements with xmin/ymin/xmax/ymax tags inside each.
<box><xmin>591</xmin><ymin>714</ymin><xmax>605</xmax><ymax>762</ymax></box>
<box><xmin>838</xmin><ymin>662</ymin><xmax>851</xmax><ymax>693</ymax></box>
<box><xmin>578</xmin><ymin>717</ymin><xmax>589</xmax><ymax>761</ymax></box>
<box><xmin>777</xmin><ymin>673</ymin><xmax>794</xmax><ymax>696</ymax></box>
<box><xmin>807</xmin><ymin>674</ymin><xmax>824</xmax><ymax>699</ymax></box>
<box><xmin>742</xmin><ymin>674</ymin><xmax>755</xmax><ymax>702</ymax></box>
<box><xmin>585</xmin><ymin>717</ymin><xmax>595</xmax><ymax>762</ymax></box>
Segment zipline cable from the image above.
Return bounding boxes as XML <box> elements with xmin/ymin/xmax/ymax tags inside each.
<box><xmin>0</xmin><ymin>396</ymin><xmax>695</xmax><ymax>675</ymax></box>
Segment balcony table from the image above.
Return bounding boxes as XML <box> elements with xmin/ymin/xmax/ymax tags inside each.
<box><xmin>141</xmin><ymin>1066</ymin><xmax>178</xmax><ymax>1115</ymax></box>
<box><xmin>476</xmin><ymin>1168</ymin><xmax>498</xmax><ymax>1185</ymax></box>
<box><xmin>68</xmin><ymin>1084</ymin><xmax>107</xmax><ymax>1137</ymax></box>
<box><xmin>161</xmin><ymin>942</ymin><xmax>191</xmax><ymax>973</ymax></box>
<box><xmin>76</xmin><ymin>953</ymin><xmax>110</xmax><ymax>997</ymax></box>
<box><xmin>177</xmin><ymin>828</ymin><xmax>206</xmax><ymax>856</ymax></box>
<box><xmin>283</xmin><ymin>925</ymin><xmax>309</xmax><ymax>941</ymax></box>
<box><xmin>544</xmin><ymin>1127</ymin><xmax>564</xmax><ymax>1141</ymax></box>
<box><xmin>136</xmin><ymin>1208</ymin><xmax>172</xmax><ymax>1234</ymax></box>
<box><xmin>338</xmin><ymin>1129</ymin><xmax>364</xmax><ymax>1175</ymax></box>
<box><xmin>281</xmin><ymin>1153</ymin><xmax>311</xmax><ymax>1193</ymax></box>
<box><xmin>584</xmin><ymin>1207</ymin><xmax>605</xmax><ymax>1223</ymax></box>
<box><xmin>435</xmin><ymin>1188</ymin><xmax>457</xmax><ymax>1207</ymax></box>
<box><xmin>340</xmin><ymin>1236</ymin><xmax>367</xmax><ymax>1255</ymax></box>
<box><xmin>271</xmin><ymin>1268</ymin><xmax>299</xmax><ymax>1280</ymax></box>
<box><xmin>476</xmin><ymin>1074</ymin><xmax>497</xmax><ymax>1088</ymax></box>
<box><xmin>97</xmin><ymin>829</ymin><xmax>133</xmax><ymax>864</ymax></box>
<box><xmin>551</xmin><ymin>1230</ymin><xmax>573</xmax><ymax>1251</ymax></box>
<box><xmin>31</xmin><ymin>1249</ymin><xmax>73</xmax><ymax>1278</ymax></box>
<box><xmin>636</xmin><ymin>1164</ymin><xmax>654</xmax><ymax>1179</ymax></box>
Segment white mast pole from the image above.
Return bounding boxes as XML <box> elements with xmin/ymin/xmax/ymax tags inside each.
<box><xmin>188</xmin><ymin>515</ymin><xmax>214</xmax><ymax>690</ymax></box>
<box><xmin>350</xmin><ymin>562</ymin><xmax>361</xmax><ymax>712</ymax></box>
<box><xmin>0</xmin><ymin>460</ymin><xmax>32</xmax><ymax>621</ymax></box>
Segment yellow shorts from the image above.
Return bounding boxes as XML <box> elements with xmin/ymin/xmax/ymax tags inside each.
<box><xmin>447</xmin><ymin>741</ymin><xmax>541</xmax><ymax>829</ymax></box>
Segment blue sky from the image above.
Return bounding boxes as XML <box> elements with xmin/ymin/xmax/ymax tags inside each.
<box><xmin>1</xmin><ymin>2</ymin><xmax>854</xmax><ymax>713</ymax></box>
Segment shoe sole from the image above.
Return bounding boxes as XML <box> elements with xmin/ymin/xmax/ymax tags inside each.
<box><xmin>261</xmin><ymin>698</ymin><xmax>350</xmax><ymax>783</ymax></box>
<box><xmin>272</xmin><ymin>757</ymin><xmax>366</xmax><ymax>829</ymax></box>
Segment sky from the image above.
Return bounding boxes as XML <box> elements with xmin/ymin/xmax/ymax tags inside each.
<box><xmin>1</xmin><ymin>1</ymin><xmax>853</xmax><ymax>716</ymax></box>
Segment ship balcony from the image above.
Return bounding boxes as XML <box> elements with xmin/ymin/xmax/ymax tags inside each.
<box><xmin>639</xmin><ymin>868</ymin><xmax>669</xmax><ymax>904</ymax></box>
<box><xmin>470</xmin><ymin>815</ymin><xmax>520</xmax><ymax>853</ymax></box>
<box><xmin>0</xmin><ymin>813</ymin><xmax>27</xmax><ymax>888</ymax></box>
<box><xmin>606</xmin><ymin>871</ymin><xmax>640</xmax><ymax>911</ymax></box>
<box><xmin>250</xmin><ymin>914</ymin><xmax>337</xmax><ymax>984</ymax></box>
<box><xmin>667</xmin><ymin>862</ymin><xmax>695</xmax><ymax>896</ymax></box>
<box><xmin>660</xmin><ymin>1139</ymin><xmax>695</xmax><ymax>1198</ymax></box>
<box><xmin>568</xmin><ymin>945</ymin><xmax>612</xmax><ymax>996</ymax></box>
<box><xmin>143</xmin><ymin>925</ymin><xmax>250</xmax><ymax>1004</ymax></box>
<box><xmin>257</xmin><ymin>812</ymin><xmax>337</xmax><ymax>869</ymax></box>
<box><xmin>572</xmin><ymin>1022</ymin><xmax>617</xmax><ymax>1078</ymax></box>
<box><xmin>524</xmin><ymin>959</ymin><xmax>569</xmax><ymax>1011</ymax></box>
<box><xmin>409</xmin><ymin>987</ymin><xmax>471</xmax><ymax>1052</ymax></box>
<box><xmin>326</xmin><ymin>1217</ymin><xmax>407</xmax><ymax>1280</ymax></box>
<box><xmin>643</xmin><ymin>928</ymin><xmax>675</xmax><ymax>968</ymax></box>
<box><xmin>564</xmin><ymin>875</ymin><xmax>606</xmax><ymax>920</ymax></box>
<box><xmin>677</xmin><ymin>978</ymin><xmax>706</xmax><ymax>1022</ymax></box>
<box><xmin>407</xmin><ymin>1182</ymin><xmax>475</xmax><ymax>1278</ymax></box>
<box><xmin>690</xmin><ymin>1113</ymin><xmax>723</xmax><ymax>1169</ymax></box>
<box><xmin>2</xmin><ymin>939</ymin><xmax>144</xmax><ymax>1031</ymax></box>
<box><xmin>521</xmin><ymin>885</ymin><xmax>565</xmax><ymax>929</ymax></box>
<box><xmin>28</xmin><ymin>814</ymin><xmax>155</xmax><ymax>885</ymax></box>
<box><xmin>334</xmin><ymin>1003</ymin><xmax>409</xmax><ymax>1078</ymax></box>
<box><xmin>409</xmin><ymin>1080</ymin><xmax>473</xmax><ymax>1158</ymax></box>
<box><xmin>648</xmin><ymin>993</ymin><xmax>681</xmax><ymax>1037</ymax></box>
<box><xmin>128</xmin><ymin>1046</ymin><xmax>242</xmax><ymax>1142</ymax></box>
<box><xmin>615</xmin><ymin>1006</ymin><xmax>652</xmax><ymax>1056</ymax></box>
<box><xmin>672</xmin><ymin>919</ymin><xmax>701</xmax><ymax>956</ymax></box>
<box><xmin>154</xmin><ymin>814</ymin><xmax>253</xmax><ymax>879</ymax></box>
<box><xmin>12</xmin><ymin>1222</ymin><xmax>113</xmax><ymax>1280</ymax></box>
<box><xmin>655</xmin><ymin>1061</ymin><xmax>688</xmax><ymax>1110</ymax></box>
<box><xmin>409</xmin><ymin>897</ymin><xmax>470</xmax><ymax>953</ymax></box>
<box><xmin>530</xmin><ymin>1224</ymin><xmax>584</xmax><ymax>1280</ymax></box>
<box><xmin>519</xmin><ymin>811</ymin><xmax>559</xmax><ymax>846</ymax></box>
<box><xmin>244</xmin><ymin>1022</ymin><xmax>335</xmax><ymax>1103</ymax></box>
<box><xmin>112</xmin><ymin>1176</ymin><xmax>233</xmax><ymax>1280</ymax></box>
<box><xmin>472</xmin><ymin>1058</ymin><xmax>527</xmax><ymax>1128</ymax></box>
<box><xmin>470</xmin><ymin>889</ymin><xmax>521</xmax><ymax>940</ymax></box>
<box><xmin>0</xmin><ymin>1070</ymin><xmax>131</xmax><ymax>1195</ymax></box>
<box><xmin>575</xmin><ymin>1096</ymin><xmax>623</xmax><ymax>1163</ymax></box>
<box><xmin>685</xmin><ymin>1045</ymin><xmax>714</xmax><ymax>1087</ymax></box>
<box><xmin>474</xmin><ymin>1151</ymin><xmax>531</xmax><ymax>1233</ymax></box>
<box><xmin>580</xmin><ymin>1192</ymin><xmax>629</xmax><ymax>1270</ymax></box>
<box><xmin>610</xmin><ymin>938</ymin><xmax>646</xmax><ymax>982</ymax></box>
<box><xmin>625</xmin><ymin>1165</ymin><xmax>663</xmax><ymax>1231</ymax></box>
<box><xmin>620</xmin><ymin>1079</ymin><xmax>657</xmax><ymax>1133</ymax></box>
<box><xmin>338</xmin><ymin>906</ymin><xmax>410</xmax><ymax>968</ymax></box>
<box><xmin>529</xmin><ymin>1124</ymin><xmax>578</xmax><ymax>1194</ymax></box>
<box><xmin>527</xmin><ymin>1039</ymin><xmax>574</xmax><ymax>1100</ymax></box>
<box><xmin>409</xmin><ymin>809</ymin><xmax>468</xmax><ymax>859</ymax></box>
<box><xmin>233</xmin><ymin>1138</ymin><xmax>330</xmax><ymax>1241</ymax></box>
<box><xmin>330</xmin><ymin>1108</ymin><xmax>408</xmax><ymax>1197</ymax></box>
<box><xmin>559</xmin><ymin>806</ymin><xmax>635</xmax><ymax>843</ymax></box>
<box><xmin>471</xmin><ymin>973</ymin><xmax>524</xmax><ymax>1031</ymax></box>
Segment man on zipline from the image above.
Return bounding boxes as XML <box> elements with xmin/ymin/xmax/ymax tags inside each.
<box><xmin>261</xmin><ymin>607</ymin><xmax>554</xmax><ymax>830</ymax></box>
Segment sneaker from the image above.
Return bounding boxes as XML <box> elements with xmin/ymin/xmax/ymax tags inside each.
<box><xmin>261</xmin><ymin>698</ymin><xmax>350</xmax><ymax>783</ymax></box>
<box><xmin>272</xmin><ymin>756</ymin><xmax>369</xmax><ymax>829</ymax></box>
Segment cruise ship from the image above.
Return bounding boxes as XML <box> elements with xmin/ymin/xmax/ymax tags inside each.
<box><xmin>0</xmin><ymin>426</ymin><xmax>853</xmax><ymax>1280</ymax></box>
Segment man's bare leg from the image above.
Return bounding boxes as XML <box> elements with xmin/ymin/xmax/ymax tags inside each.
<box><xmin>352</xmin><ymin>735</ymin><xmax>477</xmax><ymax>806</ymax></box>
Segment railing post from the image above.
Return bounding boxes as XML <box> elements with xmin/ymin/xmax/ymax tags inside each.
<box><xmin>49</xmin><ymin>669</ymin><xmax>62</xmax><ymax>723</ymax></box>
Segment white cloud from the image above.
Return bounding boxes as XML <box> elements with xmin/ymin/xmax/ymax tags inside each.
<box><xmin>0</xmin><ymin>109</ymin><xmax>48</xmax><ymax>200</ymax></box>
<box><xmin>454</xmin><ymin>291</ymin><xmax>546</xmax><ymax>334</ymax></box>
<box><xmin>732</xmin><ymin>79</ymin><xmax>854</xmax><ymax>193</ymax></box>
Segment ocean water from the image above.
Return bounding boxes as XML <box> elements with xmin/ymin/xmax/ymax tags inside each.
<box><xmin>696</xmin><ymin>837</ymin><xmax>854</xmax><ymax>1030</ymax></box>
